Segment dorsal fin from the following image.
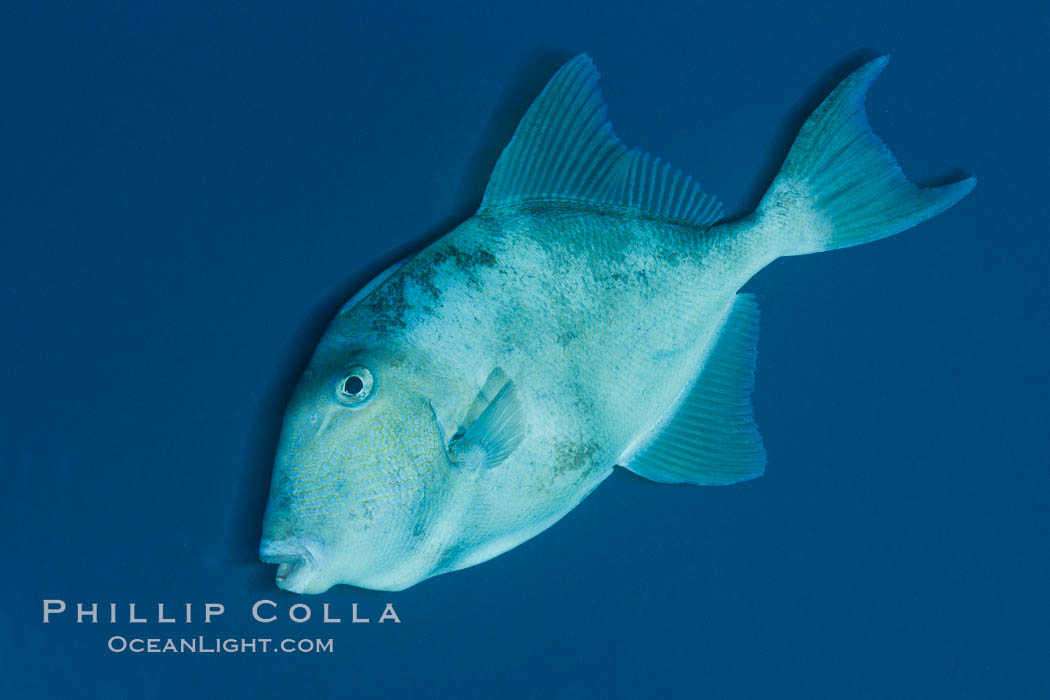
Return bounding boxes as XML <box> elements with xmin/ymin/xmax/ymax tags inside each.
<box><xmin>480</xmin><ymin>54</ymin><xmax>723</xmax><ymax>226</ymax></box>
<box><xmin>338</xmin><ymin>255</ymin><xmax>411</xmax><ymax>315</ymax></box>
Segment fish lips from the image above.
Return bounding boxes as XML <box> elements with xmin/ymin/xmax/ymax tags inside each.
<box><xmin>259</xmin><ymin>538</ymin><xmax>328</xmax><ymax>594</ymax></box>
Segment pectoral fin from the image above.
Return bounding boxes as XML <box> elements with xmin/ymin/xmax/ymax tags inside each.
<box><xmin>450</xmin><ymin>370</ymin><xmax>525</xmax><ymax>470</ymax></box>
<box><xmin>625</xmin><ymin>294</ymin><xmax>766</xmax><ymax>485</ymax></box>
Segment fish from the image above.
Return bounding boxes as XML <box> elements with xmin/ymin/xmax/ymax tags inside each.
<box><xmin>259</xmin><ymin>54</ymin><xmax>974</xmax><ymax>593</ymax></box>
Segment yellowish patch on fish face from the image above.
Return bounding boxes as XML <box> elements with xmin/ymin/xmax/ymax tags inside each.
<box><xmin>261</xmin><ymin>349</ymin><xmax>453</xmax><ymax>592</ymax></box>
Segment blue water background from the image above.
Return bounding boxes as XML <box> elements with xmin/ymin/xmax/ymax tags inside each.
<box><xmin>2</xmin><ymin>1</ymin><xmax>1047</xmax><ymax>697</ymax></box>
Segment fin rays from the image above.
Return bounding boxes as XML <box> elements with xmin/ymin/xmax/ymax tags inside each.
<box><xmin>625</xmin><ymin>294</ymin><xmax>766</xmax><ymax>486</ymax></box>
<box><xmin>481</xmin><ymin>55</ymin><xmax>723</xmax><ymax>227</ymax></box>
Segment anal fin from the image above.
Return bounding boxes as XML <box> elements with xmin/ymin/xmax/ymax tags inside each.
<box><xmin>625</xmin><ymin>294</ymin><xmax>766</xmax><ymax>485</ymax></box>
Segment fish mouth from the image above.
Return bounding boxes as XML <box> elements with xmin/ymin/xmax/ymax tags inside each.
<box><xmin>259</xmin><ymin>538</ymin><xmax>325</xmax><ymax>594</ymax></box>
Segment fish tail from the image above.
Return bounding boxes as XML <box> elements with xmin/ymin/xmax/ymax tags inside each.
<box><xmin>756</xmin><ymin>56</ymin><xmax>975</xmax><ymax>256</ymax></box>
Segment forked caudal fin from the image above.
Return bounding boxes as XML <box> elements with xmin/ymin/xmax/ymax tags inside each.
<box><xmin>759</xmin><ymin>56</ymin><xmax>975</xmax><ymax>256</ymax></box>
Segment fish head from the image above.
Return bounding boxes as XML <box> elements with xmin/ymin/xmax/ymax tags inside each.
<box><xmin>260</xmin><ymin>326</ymin><xmax>455</xmax><ymax>593</ymax></box>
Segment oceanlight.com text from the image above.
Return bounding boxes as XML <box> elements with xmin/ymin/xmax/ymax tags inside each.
<box><xmin>106</xmin><ymin>636</ymin><xmax>334</xmax><ymax>654</ymax></box>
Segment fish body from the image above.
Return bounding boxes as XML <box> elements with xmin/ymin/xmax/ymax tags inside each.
<box><xmin>260</xmin><ymin>55</ymin><xmax>974</xmax><ymax>592</ymax></box>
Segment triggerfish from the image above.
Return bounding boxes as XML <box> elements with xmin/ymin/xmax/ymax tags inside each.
<box><xmin>260</xmin><ymin>55</ymin><xmax>974</xmax><ymax>592</ymax></box>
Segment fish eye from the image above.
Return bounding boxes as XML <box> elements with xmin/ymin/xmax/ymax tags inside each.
<box><xmin>336</xmin><ymin>366</ymin><xmax>374</xmax><ymax>406</ymax></box>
